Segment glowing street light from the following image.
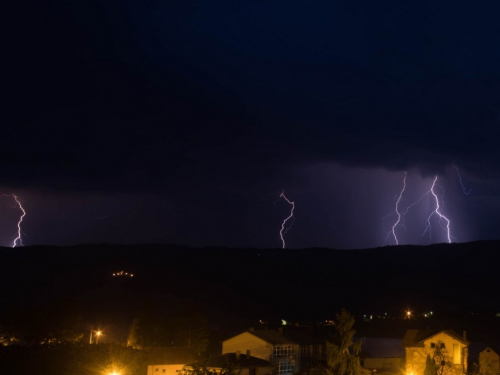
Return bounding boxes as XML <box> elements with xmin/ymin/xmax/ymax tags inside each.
<box><xmin>96</xmin><ymin>330</ymin><xmax>102</xmax><ymax>344</ymax></box>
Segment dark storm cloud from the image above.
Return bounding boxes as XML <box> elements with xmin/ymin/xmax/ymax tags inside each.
<box><xmin>3</xmin><ymin>0</ymin><xmax>500</xmax><ymax>247</ymax></box>
<box><xmin>4</xmin><ymin>0</ymin><xmax>500</xmax><ymax>194</ymax></box>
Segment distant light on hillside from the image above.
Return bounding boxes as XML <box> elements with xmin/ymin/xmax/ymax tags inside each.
<box><xmin>112</xmin><ymin>271</ymin><xmax>134</xmax><ymax>278</ymax></box>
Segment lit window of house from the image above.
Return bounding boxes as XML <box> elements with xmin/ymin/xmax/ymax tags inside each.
<box><xmin>278</xmin><ymin>362</ymin><xmax>295</xmax><ymax>374</ymax></box>
<box><xmin>273</xmin><ymin>345</ymin><xmax>295</xmax><ymax>358</ymax></box>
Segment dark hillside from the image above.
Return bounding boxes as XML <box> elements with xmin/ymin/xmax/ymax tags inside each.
<box><xmin>0</xmin><ymin>241</ymin><xmax>499</xmax><ymax>342</ymax></box>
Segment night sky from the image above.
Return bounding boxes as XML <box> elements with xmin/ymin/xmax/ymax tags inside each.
<box><xmin>3</xmin><ymin>0</ymin><xmax>500</xmax><ymax>249</ymax></box>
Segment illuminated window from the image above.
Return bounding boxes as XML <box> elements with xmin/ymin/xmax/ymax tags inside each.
<box><xmin>453</xmin><ymin>344</ymin><xmax>460</xmax><ymax>364</ymax></box>
<box><xmin>278</xmin><ymin>362</ymin><xmax>294</xmax><ymax>374</ymax></box>
<box><xmin>273</xmin><ymin>345</ymin><xmax>295</xmax><ymax>358</ymax></box>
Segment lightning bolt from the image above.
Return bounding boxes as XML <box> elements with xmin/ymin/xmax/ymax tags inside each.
<box><xmin>278</xmin><ymin>191</ymin><xmax>295</xmax><ymax>249</ymax></box>
<box><xmin>12</xmin><ymin>194</ymin><xmax>26</xmax><ymax>247</ymax></box>
<box><xmin>387</xmin><ymin>172</ymin><xmax>407</xmax><ymax>245</ymax></box>
<box><xmin>422</xmin><ymin>176</ymin><xmax>451</xmax><ymax>243</ymax></box>
<box><xmin>385</xmin><ymin>174</ymin><xmax>453</xmax><ymax>245</ymax></box>
<box><xmin>453</xmin><ymin>165</ymin><xmax>472</xmax><ymax>195</ymax></box>
<box><xmin>1</xmin><ymin>193</ymin><xmax>26</xmax><ymax>247</ymax></box>
<box><xmin>385</xmin><ymin>172</ymin><xmax>429</xmax><ymax>244</ymax></box>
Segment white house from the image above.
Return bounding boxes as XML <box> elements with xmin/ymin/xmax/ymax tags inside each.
<box><xmin>147</xmin><ymin>347</ymin><xmax>197</xmax><ymax>375</ymax></box>
<box><xmin>403</xmin><ymin>330</ymin><xmax>469</xmax><ymax>375</ymax></box>
<box><xmin>185</xmin><ymin>352</ymin><xmax>276</xmax><ymax>375</ymax></box>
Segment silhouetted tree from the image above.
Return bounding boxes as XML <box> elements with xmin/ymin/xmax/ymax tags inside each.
<box><xmin>181</xmin><ymin>358</ymin><xmax>241</xmax><ymax>375</ymax></box>
<box><xmin>325</xmin><ymin>309</ymin><xmax>362</xmax><ymax>375</ymax></box>
<box><xmin>0</xmin><ymin>298</ymin><xmax>83</xmax><ymax>345</ymax></box>
<box><xmin>432</xmin><ymin>341</ymin><xmax>454</xmax><ymax>375</ymax></box>
<box><xmin>173</xmin><ymin>301</ymin><xmax>209</xmax><ymax>355</ymax></box>
<box><xmin>425</xmin><ymin>353</ymin><xmax>438</xmax><ymax>375</ymax></box>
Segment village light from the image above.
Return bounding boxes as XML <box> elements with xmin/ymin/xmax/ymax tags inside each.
<box><xmin>96</xmin><ymin>330</ymin><xmax>102</xmax><ymax>344</ymax></box>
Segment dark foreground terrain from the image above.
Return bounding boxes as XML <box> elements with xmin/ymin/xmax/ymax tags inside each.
<box><xmin>1</xmin><ymin>241</ymin><xmax>500</xmax><ymax>374</ymax></box>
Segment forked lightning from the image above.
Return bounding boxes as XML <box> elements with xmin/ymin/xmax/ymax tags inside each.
<box><xmin>278</xmin><ymin>191</ymin><xmax>295</xmax><ymax>249</ymax></box>
<box><xmin>1</xmin><ymin>193</ymin><xmax>26</xmax><ymax>247</ymax></box>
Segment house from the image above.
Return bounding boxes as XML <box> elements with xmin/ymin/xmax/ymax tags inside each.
<box><xmin>469</xmin><ymin>344</ymin><xmax>500</xmax><ymax>375</ymax></box>
<box><xmin>403</xmin><ymin>330</ymin><xmax>469</xmax><ymax>375</ymax></box>
<box><xmin>222</xmin><ymin>327</ymin><xmax>326</xmax><ymax>375</ymax></box>
<box><xmin>358</xmin><ymin>337</ymin><xmax>404</xmax><ymax>374</ymax></box>
<box><xmin>186</xmin><ymin>351</ymin><xmax>276</xmax><ymax>375</ymax></box>
<box><xmin>479</xmin><ymin>347</ymin><xmax>500</xmax><ymax>375</ymax></box>
<box><xmin>147</xmin><ymin>347</ymin><xmax>198</xmax><ymax>375</ymax></box>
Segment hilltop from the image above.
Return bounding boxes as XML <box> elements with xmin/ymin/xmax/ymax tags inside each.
<box><xmin>1</xmin><ymin>240</ymin><xmax>499</xmax><ymax>343</ymax></box>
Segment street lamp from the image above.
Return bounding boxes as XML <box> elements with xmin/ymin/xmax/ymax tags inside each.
<box><xmin>96</xmin><ymin>330</ymin><xmax>102</xmax><ymax>344</ymax></box>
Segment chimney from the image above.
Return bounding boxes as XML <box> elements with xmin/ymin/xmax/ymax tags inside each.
<box><xmin>277</xmin><ymin>327</ymin><xmax>283</xmax><ymax>334</ymax></box>
<box><xmin>247</xmin><ymin>350</ymin><xmax>251</xmax><ymax>359</ymax></box>
<box><xmin>463</xmin><ymin>331</ymin><xmax>467</xmax><ymax>341</ymax></box>
<box><xmin>249</xmin><ymin>327</ymin><xmax>255</xmax><ymax>332</ymax></box>
<box><xmin>236</xmin><ymin>351</ymin><xmax>241</xmax><ymax>360</ymax></box>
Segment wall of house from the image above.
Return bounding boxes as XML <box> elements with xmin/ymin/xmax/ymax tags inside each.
<box><xmin>222</xmin><ymin>332</ymin><xmax>274</xmax><ymax>362</ymax></box>
<box><xmin>405</xmin><ymin>333</ymin><xmax>468</xmax><ymax>375</ymax></box>
<box><xmin>147</xmin><ymin>364</ymin><xmax>185</xmax><ymax>375</ymax></box>
<box><xmin>479</xmin><ymin>348</ymin><xmax>500</xmax><ymax>375</ymax></box>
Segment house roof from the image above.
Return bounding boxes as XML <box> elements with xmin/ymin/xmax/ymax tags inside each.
<box><xmin>402</xmin><ymin>330</ymin><xmax>433</xmax><ymax>348</ymax></box>
<box><xmin>279</xmin><ymin>327</ymin><xmax>329</xmax><ymax>346</ymax></box>
<box><xmin>468</xmin><ymin>343</ymin><xmax>500</xmax><ymax>361</ymax></box>
<box><xmin>247</xmin><ymin>330</ymin><xmax>296</xmax><ymax>345</ymax></box>
<box><xmin>192</xmin><ymin>353</ymin><xmax>275</xmax><ymax>369</ymax></box>
<box><xmin>424</xmin><ymin>330</ymin><xmax>470</xmax><ymax>345</ymax></box>
<box><xmin>148</xmin><ymin>347</ymin><xmax>198</xmax><ymax>365</ymax></box>
<box><xmin>227</xmin><ymin>328</ymin><xmax>327</xmax><ymax>346</ymax></box>
<box><xmin>402</xmin><ymin>330</ymin><xmax>469</xmax><ymax>348</ymax></box>
<box><xmin>359</xmin><ymin>338</ymin><xmax>404</xmax><ymax>358</ymax></box>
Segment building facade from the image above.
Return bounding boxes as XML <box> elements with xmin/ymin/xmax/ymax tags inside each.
<box><xmin>222</xmin><ymin>328</ymin><xmax>325</xmax><ymax>375</ymax></box>
<box><xmin>147</xmin><ymin>347</ymin><xmax>197</xmax><ymax>375</ymax></box>
<box><xmin>403</xmin><ymin>330</ymin><xmax>469</xmax><ymax>375</ymax></box>
<box><xmin>479</xmin><ymin>347</ymin><xmax>500</xmax><ymax>375</ymax></box>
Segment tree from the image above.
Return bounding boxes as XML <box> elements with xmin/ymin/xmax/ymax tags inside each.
<box><xmin>325</xmin><ymin>309</ymin><xmax>362</xmax><ymax>375</ymax></box>
<box><xmin>173</xmin><ymin>301</ymin><xmax>209</xmax><ymax>355</ymax></box>
<box><xmin>0</xmin><ymin>298</ymin><xmax>84</xmax><ymax>345</ymax></box>
<box><xmin>127</xmin><ymin>301</ymin><xmax>209</xmax><ymax>352</ymax></box>
<box><xmin>425</xmin><ymin>354</ymin><xmax>438</xmax><ymax>375</ymax></box>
